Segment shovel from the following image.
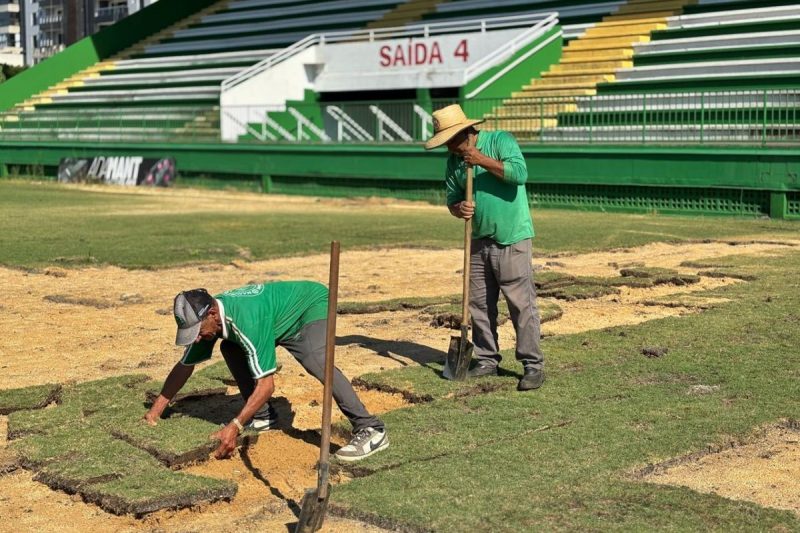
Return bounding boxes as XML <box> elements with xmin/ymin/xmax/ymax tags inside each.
<box><xmin>295</xmin><ymin>240</ymin><xmax>340</xmax><ymax>533</ymax></box>
<box><xmin>443</xmin><ymin>138</ymin><xmax>475</xmax><ymax>381</ymax></box>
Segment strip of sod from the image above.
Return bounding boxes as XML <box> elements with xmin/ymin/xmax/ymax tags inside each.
<box><xmin>0</xmin><ymin>383</ymin><xmax>61</xmax><ymax>415</ymax></box>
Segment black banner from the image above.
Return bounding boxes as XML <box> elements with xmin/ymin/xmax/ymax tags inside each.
<box><xmin>58</xmin><ymin>157</ymin><xmax>176</xmax><ymax>186</ymax></box>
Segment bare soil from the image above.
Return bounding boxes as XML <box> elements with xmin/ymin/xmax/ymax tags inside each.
<box><xmin>643</xmin><ymin>425</ymin><xmax>800</xmax><ymax>515</ymax></box>
<box><xmin>1</xmin><ymin>189</ymin><xmax>798</xmax><ymax>530</ymax></box>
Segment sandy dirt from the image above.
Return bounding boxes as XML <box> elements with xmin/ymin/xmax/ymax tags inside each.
<box><xmin>1</xmin><ymin>189</ymin><xmax>798</xmax><ymax>530</ymax></box>
<box><xmin>643</xmin><ymin>425</ymin><xmax>800</xmax><ymax>515</ymax></box>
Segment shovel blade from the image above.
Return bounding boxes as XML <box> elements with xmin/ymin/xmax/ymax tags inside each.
<box><xmin>443</xmin><ymin>326</ymin><xmax>473</xmax><ymax>381</ymax></box>
<box><xmin>295</xmin><ymin>486</ymin><xmax>330</xmax><ymax>533</ymax></box>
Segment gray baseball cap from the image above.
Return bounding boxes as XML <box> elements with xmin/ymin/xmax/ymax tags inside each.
<box><xmin>173</xmin><ymin>288</ymin><xmax>213</xmax><ymax>346</ymax></box>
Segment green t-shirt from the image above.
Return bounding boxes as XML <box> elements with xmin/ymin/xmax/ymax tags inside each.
<box><xmin>180</xmin><ymin>281</ymin><xmax>328</xmax><ymax>378</ymax></box>
<box><xmin>445</xmin><ymin>130</ymin><xmax>534</xmax><ymax>245</ymax></box>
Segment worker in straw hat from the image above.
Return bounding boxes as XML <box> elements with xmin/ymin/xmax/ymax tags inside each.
<box><xmin>425</xmin><ymin>104</ymin><xmax>545</xmax><ymax>391</ymax></box>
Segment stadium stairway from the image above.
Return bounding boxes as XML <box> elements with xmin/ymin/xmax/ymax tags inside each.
<box><xmin>481</xmin><ymin>0</ymin><xmax>698</xmax><ymax>138</ymax></box>
<box><xmin>541</xmin><ymin>1</ymin><xmax>800</xmax><ymax>143</ymax></box>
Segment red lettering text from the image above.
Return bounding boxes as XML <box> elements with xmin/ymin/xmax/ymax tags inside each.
<box><xmin>379</xmin><ymin>45</ymin><xmax>391</xmax><ymax>67</ymax></box>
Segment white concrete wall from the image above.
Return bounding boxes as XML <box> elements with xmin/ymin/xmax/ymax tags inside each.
<box><xmin>220</xmin><ymin>47</ymin><xmax>318</xmax><ymax>141</ymax></box>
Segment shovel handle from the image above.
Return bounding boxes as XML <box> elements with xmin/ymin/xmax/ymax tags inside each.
<box><xmin>461</xmin><ymin>133</ymin><xmax>475</xmax><ymax>325</ymax></box>
<box><xmin>318</xmin><ymin>240</ymin><xmax>339</xmax><ymax>498</ymax></box>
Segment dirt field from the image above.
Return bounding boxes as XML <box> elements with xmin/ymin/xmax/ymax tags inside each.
<box><xmin>0</xmin><ymin>190</ymin><xmax>798</xmax><ymax>531</ymax></box>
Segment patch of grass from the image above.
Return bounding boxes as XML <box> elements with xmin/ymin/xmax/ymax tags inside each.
<box><xmin>0</xmin><ymin>383</ymin><xmax>61</xmax><ymax>414</ymax></box>
<box><xmin>111</xmin><ymin>416</ymin><xmax>222</xmax><ymax>467</ymax></box>
<box><xmin>33</xmin><ymin>437</ymin><xmax>163</xmax><ymax>490</ymax></box>
<box><xmin>539</xmin><ymin>283</ymin><xmax>620</xmax><ymax>301</ymax></box>
<box><xmin>339</xmin><ymin>295</ymin><xmax>460</xmax><ymax>315</ymax></box>
<box><xmin>619</xmin><ymin>267</ymin><xmax>701</xmax><ymax>286</ymax></box>
<box><xmin>534</xmin><ymin>270</ymin><xmax>577</xmax><ymax>289</ymax></box>
<box><xmin>142</xmin><ymin>374</ymin><xmax>227</xmax><ymax>403</ymax></box>
<box><xmin>335</xmin><ymin>251</ymin><xmax>800</xmax><ymax>531</ymax></box>
<box><xmin>698</xmin><ymin>269</ymin><xmax>758</xmax><ymax>281</ymax></box>
<box><xmin>7</xmin><ymin>373</ymin><xmax>253</xmax><ymax>514</ymax></box>
<box><xmin>7</xmin><ymin>402</ymin><xmax>84</xmax><ymax>438</ymax></box>
<box><xmin>81</xmin><ymin>469</ymin><xmax>237</xmax><ymax>516</ymax></box>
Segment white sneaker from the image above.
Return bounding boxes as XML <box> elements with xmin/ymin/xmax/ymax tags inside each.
<box><xmin>334</xmin><ymin>427</ymin><xmax>389</xmax><ymax>462</ymax></box>
<box><xmin>246</xmin><ymin>404</ymin><xmax>279</xmax><ymax>432</ymax></box>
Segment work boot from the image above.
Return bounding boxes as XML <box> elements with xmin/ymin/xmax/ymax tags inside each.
<box><xmin>517</xmin><ymin>368</ymin><xmax>545</xmax><ymax>391</ymax></box>
<box><xmin>334</xmin><ymin>427</ymin><xmax>389</xmax><ymax>462</ymax></box>
<box><xmin>467</xmin><ymin>362</ymin><xmax>498</xmax><ymax>378</ymax></box>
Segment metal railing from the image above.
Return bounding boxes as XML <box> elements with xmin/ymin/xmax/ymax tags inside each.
<box><xmin>2</xmin><ymin>89</ymin><xmax>799</xmax><ymax>145</ymax></box>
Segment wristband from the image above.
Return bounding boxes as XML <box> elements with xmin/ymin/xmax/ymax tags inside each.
<box><xmin>231</xmin><ymin>417</ymin><xmax>244</xmax><ymax>432</ymax></box>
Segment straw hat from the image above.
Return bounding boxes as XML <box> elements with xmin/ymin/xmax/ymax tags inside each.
<box><xmin>424</xmin><ymin>104</ymin><xmax>484</xmax><ymax>150</ymax></box>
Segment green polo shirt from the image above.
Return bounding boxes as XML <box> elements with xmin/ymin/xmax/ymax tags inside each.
<box><xmin>445</xmin><ymin>130</ymin><xmax>534</xmax><ymax>245</ymax></box>
<box><xmin>180</xmin><ymin>281</ymin><xmax>328</xmax><ymax>378</ymax></box>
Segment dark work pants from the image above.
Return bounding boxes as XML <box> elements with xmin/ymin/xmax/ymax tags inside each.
<box><xmin>469</xmin><ymin>237</ymin><xmax>545</xmax><ymax>371</ymax></box>
<box><xmin>220</xmin><ymin>319</ymin><xmax>383</xmax><ymax>432</ymax></box>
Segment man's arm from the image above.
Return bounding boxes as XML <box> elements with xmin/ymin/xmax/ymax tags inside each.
<box><xmin>211</xmin><ymin>375</ymin><xmax>275</xmax><ymax>459</ymax></box>
<box><xmin>143</xmin><ymin>363</ymin><xmax>194</xmax><ymax>425</ymax></box>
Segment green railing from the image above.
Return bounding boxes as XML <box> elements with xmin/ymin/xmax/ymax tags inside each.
<box><xmin>2</xmin><ymin>89</ymin><xmax>799</xmax><ymax>146</ymax></box>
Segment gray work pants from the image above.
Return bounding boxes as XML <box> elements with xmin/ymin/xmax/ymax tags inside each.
<box><xmin>469</xmin><ymin>237</ymin><xmax>544</xmax><ymax>370</ymax></box>
<box><xmin>221</xmin><ymin>319</ymin><xmax>383</xmax><ymax>432</ymax></box>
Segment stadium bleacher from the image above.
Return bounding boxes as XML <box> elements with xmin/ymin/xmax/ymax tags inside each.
<box><xmin>0</xmin><ymin>0</ymin><xmax>418</xmax><ymax>141</ymax></box>
<box><xmin>1</xmin><ymin>0</ymin><xmax>799</xmax><ymax>145</ymax></box>
<box><xmin>540</xmin><ymin>1</ymin><xmax>800</xmax><ymax>143</ymax></box>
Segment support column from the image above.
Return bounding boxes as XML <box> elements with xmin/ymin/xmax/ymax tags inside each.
<box><xmin>770</xmin><ymin>191</ymin><xmax>787</xmax><ymax>219</ymax></box>
<box><xmin>261</xmin><ymin>174</ymin><xmax>273</xmax><ymax>194</ymax></box>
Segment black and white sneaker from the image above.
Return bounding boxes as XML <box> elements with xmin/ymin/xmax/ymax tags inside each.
<box><xmin>246</xmin><ymin>403</ymin><xmax>279</xmax><ymax>432</ymax></box>
<box><xmin>334</xmin><ymin>427</ymin><xmax>389</xmax><ymax>462</ymax></box>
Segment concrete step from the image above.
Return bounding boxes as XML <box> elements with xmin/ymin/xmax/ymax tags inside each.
<box><xmin>603</xmin><ymin>10</ymin><xmax>680</xmax><ymax>23</ymax></box>
<box><xmin>526</xmin><ymin>74</ymin><xmax>615</xmax><ymax>88</ymax></box>
<box><xmin>490</xmin><ymin>103</ymin><xmax>578</xmax><ymax>117</ymax></box>
<box><xmin>566</xmin><ymin>35</ymin><xmax>651</xmax><ymax>51</ymax></box>
<box><xmin>581</xmin><ymin>22</ymin><xmax>666</xmax><ymax>38</ymax></box>
<box><xmin>512</xmin><ymin>88</ymin><xmax>597</xmax><ymax>98</ymax></box>
<box><xmin>561</xmin><ymin>49</ymin><xmax>634</xmax><ymax>62</ymax></box>
<box><xmin>549</xmin><ymin>60</ymin><xmax>634</xmax><ymax>73</ymax></box>
<box><xmin>481</xmin><ymin>118</ymin><xmax>558</xmax><ymax>130</ymax></box>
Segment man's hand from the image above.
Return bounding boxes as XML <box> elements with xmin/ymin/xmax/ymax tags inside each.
<box><xmin>461</xmin><ymin>145</ymin><xmax>485</xmax><ymax>167</ymax></box>
<box><xmin>449</xmin><ymin>201</ymin><xmax>474</xmax><ymax>220</ymax></box>
<box><xmin>143</xmin><ymin>410</ymin><xmax>160</xmax><ymax>426</ymax></box>
<box><xmin>211</xmin><ymin>424</ymin><xmax>239</xmax><ymax>459</ymax></box>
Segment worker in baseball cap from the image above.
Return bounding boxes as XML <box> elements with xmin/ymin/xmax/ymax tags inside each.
<box><xmin>144</xmin><ymin>281</ymin><xmax>388</xmax><ymax>462</ymax></box>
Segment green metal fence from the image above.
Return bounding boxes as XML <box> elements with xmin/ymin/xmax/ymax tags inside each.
<box><xmin>2</xmin><ymin>89</ymin><xmax>799</xmax><ymax>145</ymax></box>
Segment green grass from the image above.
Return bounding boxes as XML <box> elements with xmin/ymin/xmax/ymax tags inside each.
<box><xmin>0</xmin><ymin>180</ymin><xmax>797</xmax><ymax>268</ymax></box>
<box><xmin>81</xmin><ymin>469</ymin><xmax>237</xmax><ymax>516</ymax></box>
<box><xmin>7</xmin><ymin>373</ymin><xmax>245</xmax><ymax>514</ymax></box>
<box><xmin>3</xmin><ymin>181</ymin><xmax>800</xmax><ymax>527</ymax></box>
<box><xmin>334</xmin><ymin>252</ymin><xmax>800</xmax><ymax>531</ymax></box>
<box><xmin>0</xmin><ymin>383</ymin><xmax>61</xmax><ymax>414</ymax></box>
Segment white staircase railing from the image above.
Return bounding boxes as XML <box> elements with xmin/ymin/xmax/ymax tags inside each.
<box><xmin>369</xmin><ymin>105</ymin><xmax>413</xmax><ymax>142</ymax></box>
<box><xmin>413</xmin><ymin>104</ymin><xmax>433</xmax><ymax>140</ymax></box>
<box><xmin>326</xmin><ymin>106</ymin><xmax>374</xmax><ymax>141</ymax></box>
<box><xmin>288</xmin><ymin>107</ymin><xmax>330</xmax><ymax>141</ymax></box>
<box><xmin>465</xmin><ymin>13</ymin><xmax>560</xmax><ymax>99</ymax></box>
<box><xmin>264</xmin><ymin>115</ymin><xmax>295</xmax><ymax>141</ymax></box>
